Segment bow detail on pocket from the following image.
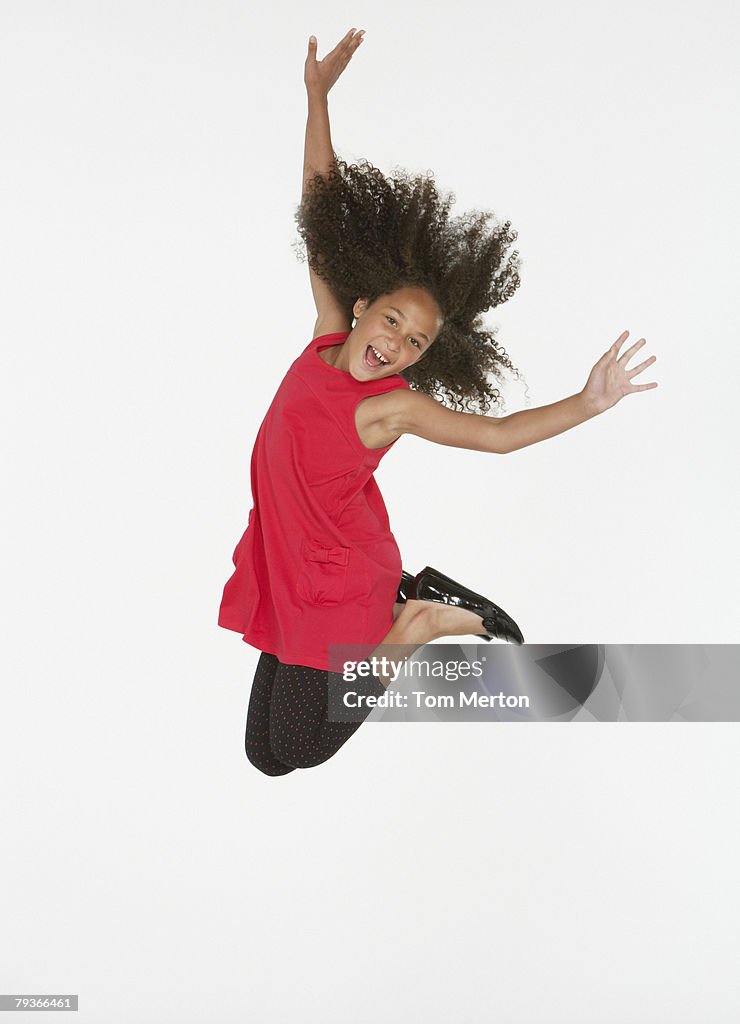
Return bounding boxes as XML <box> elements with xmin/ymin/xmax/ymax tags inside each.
<box><xmin>303</xmin><ymin>543</ymin><xmax>349</xmax><ymax>567</ymax></box>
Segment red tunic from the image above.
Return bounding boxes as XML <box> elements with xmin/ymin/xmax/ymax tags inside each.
<box><xmin>218</xmin><ymin>331</ymin><xmax>410</xmax><ymax>671</ymax></box>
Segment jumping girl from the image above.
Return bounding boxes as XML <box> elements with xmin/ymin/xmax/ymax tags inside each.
<box><xmin>218</xmin><ymin>28</ymin><xmax>658</xmax><ymax>776</ymax></box>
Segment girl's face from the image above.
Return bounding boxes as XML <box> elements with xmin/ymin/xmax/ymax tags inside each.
<box><xmin>339</xmin><ymin>286</ymin><xmax>443</xmax><ymax>381</ymax></box>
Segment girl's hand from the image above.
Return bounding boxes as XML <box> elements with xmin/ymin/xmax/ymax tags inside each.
<box><xmin>304</xmin><ymin>28</ymin><xmax>365</xmax><ymax>100</ymax></box>
<box><xmin>581</xmin><ymin>330</ymin><xmax>658</xmax><ymax>415</ymax></box>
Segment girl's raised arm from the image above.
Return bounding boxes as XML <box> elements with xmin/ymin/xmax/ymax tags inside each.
<box><xmin>302</xmin><ymin>30</ymin><xmax>364</xmax><ymax>337</ymax></box>
<box><xmin>375</xmin><ymin>331</ymin><xmax>658</xmax><ymax>453</ymax></box>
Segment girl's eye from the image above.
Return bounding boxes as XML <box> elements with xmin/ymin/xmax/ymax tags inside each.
<box><xmin>386</xmin><ymin>315</ymin><xmax>419</xmax><ymax>347</ymax></box>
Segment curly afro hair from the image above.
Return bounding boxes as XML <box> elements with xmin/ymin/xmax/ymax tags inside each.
<box><xmin>293</xmin><ymin>156</ymin><xmax>526</xmax><ymax>413</ymax></box>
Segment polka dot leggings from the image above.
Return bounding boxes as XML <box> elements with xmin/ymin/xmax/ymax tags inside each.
<box><xmin>245</xmin><ymin>652</ymin><xmax>387</xmax><ymax>776</ymax></box>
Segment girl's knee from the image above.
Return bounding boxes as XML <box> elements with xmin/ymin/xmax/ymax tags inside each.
<box><xmin>270</xmin><ymin>737</ymin><xmax>342</xmax><ymax>770</ymax></box>
<box><xmin>245</xmin><ymin>745</ymin><xmax>296</xmax><ymax>777</ymax></box>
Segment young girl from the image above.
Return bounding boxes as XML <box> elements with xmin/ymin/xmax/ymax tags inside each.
<box><xmin>218</xmin><ymin>28</ymin><xmax>658</xmax><ymax>777</ymax></box>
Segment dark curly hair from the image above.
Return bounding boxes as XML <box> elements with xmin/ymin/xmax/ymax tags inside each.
<box><xmin>292</xmin><ymin>156</ymin><xmax>526</xmax><ymax>413</ymax></box>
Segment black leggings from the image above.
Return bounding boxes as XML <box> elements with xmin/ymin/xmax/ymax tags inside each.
<box><xmin>245</xmin><ymin>652</ymin><xmax>387</xmax><ymax>776</ymax></box>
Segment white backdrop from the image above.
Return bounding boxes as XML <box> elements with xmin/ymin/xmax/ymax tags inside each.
<box><xmin>2</xmin><ymin>1</ymin><xmax>739</xmax><ymax>1021</ymax></box>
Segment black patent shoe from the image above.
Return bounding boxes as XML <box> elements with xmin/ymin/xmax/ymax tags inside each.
<box><xmin>408</xmin><ymin>565</ymin><xmax>525</xmax><ymax>645</ymax></box>
<box><xmin>396</xmin><ymin>570</ymin><xmax>416</xmax><ymax>603</ymax></box>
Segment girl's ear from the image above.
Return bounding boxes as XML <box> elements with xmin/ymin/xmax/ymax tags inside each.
<box><xmin>352</xmin><ymin>296</ymin><xmax>369</xmax><ymax>319</ymax></box>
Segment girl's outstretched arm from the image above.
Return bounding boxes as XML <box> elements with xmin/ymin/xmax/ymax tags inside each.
<box><xmin>376</xmin><ymin>331</ymin><xmax>658</xmax><ymax>454</ymax></box>
<box><xmin>302</xmin><ymin>29</ymin><xmax>364</xmax><ymax>335</ymax></box>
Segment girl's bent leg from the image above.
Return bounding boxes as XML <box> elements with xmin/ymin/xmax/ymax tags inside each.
<box><xmin>269</xmin><ymin>661</ymin><xmax>386</xmax><ymax>770</ymax></box>
<box><xmin>263</xmin><ymin>602</ymin><xmax>490</xmax><ymax>771</ymax></box>
<box><xmin>245</xmin><ymin>652</ymin><xmax>297</xmax><ymax>776</ymax></box>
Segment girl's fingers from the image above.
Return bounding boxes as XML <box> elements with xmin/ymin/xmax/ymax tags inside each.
<box><xmin>327</xmin><ymin>28</ymin><xmax>363</xmax><ymax>63</ymax></box>
<box><xmin>340</xmin><ymin>28</ymin><xmax>361</xmax><ymax>46</ymax></box>
<box><xmin>343</xmin><ymin>30</ymin><xmax>364</xmax><ymax>55</ymax></box>
<box><xmin>619</xmin><ymin>337</ymin><xmax>647</xmax><ymax>364</ymax></box>
<box><xmin>628</xmin><ymin>355</ymin><xmax>657</xmax><ymax>377</ymax></box>
<box><xmin>604</xmin><ymin>330</ymin><xmax>628</xmax><ymax>359</ymax></box>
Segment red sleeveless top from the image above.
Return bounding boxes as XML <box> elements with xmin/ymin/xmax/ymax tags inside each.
<box><xmin>218</xmin><ymin>331</ymin><xmax>410</xmax><ymax>671</ymax></box>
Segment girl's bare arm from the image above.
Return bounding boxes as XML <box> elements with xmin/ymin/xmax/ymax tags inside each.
<box><xmin>376</xmin><ymin>331</ymin><xmax>658</xmax><ymax>453</ymax></box>
<box><xmin>391</xmin><ymin>389</ymin><xmax>598</xmax><ymax>454</ymax></box>
<box><xmin>302</xmin><ymin>30</ymin><xmax>365</xmax><ymax>336</ymax></box>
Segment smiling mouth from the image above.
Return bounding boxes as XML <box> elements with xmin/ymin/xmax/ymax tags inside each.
<box><xmin>364</xmin><ymin>345</ymin><xmax>390</xmax><ymax>369</ymax></box>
